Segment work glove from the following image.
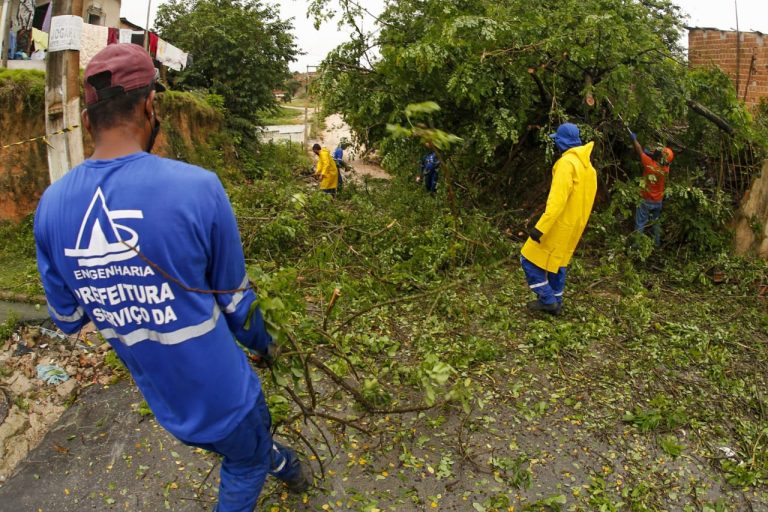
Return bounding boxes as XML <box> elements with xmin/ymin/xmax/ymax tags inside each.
<box><xmin>247</xmin><ymin>342</ymin><xmax>279</xmax><ymax>368</ymax></box>
<box><xmin>629</xmin><ymin>132</ymin><xmax>637</xmax><ymax>141</ymax></box>
<box><xmin>529</xmin><ymin>227</ymin><xmax>544</xmax><ymax>243</ymax></box>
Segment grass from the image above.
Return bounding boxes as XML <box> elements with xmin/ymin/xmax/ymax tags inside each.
<box><xmin>0</xmin><ymin>69</ymin><xmax>46</xmax><ymax>113</ymax></box>
<box><xmin>2</xmin><ymin>141</ymin><xmax>766</xmax><ymax>511</ymax></box>
<box><xmin>0</xmin><ymin>218</ymin><xmax>42</xmax><ymax>298</ymax></box>
<box><xmin>259</xmin><ymin>106</ymin><xmax>305</xmax><ymax>126</ymax></box>
<box><xmin>286</xmin><ymin>97</ymin><xmax>316</xmax><ymax>109</ymax></box>
<box><xmin>308</xmin><ymin>110</ymin><xmax>327</xmax><ymax>139</ymax></box>
<box><xmin>0</xmin><ymin>255</ymin><xmax>41</xmax><ymax>297</ymax></box>
<box><xmin>224</xmin><ymin>145</ymin><xmax>768</xmax><ymax>511</ymax></box>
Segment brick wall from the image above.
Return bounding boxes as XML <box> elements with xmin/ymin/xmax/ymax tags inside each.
<box><xmin>688</xmin><ymin>28</ymin><xmax>768</xmax><ymax>108</ymax></box>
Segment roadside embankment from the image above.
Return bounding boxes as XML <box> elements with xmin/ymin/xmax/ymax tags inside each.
<box><xmin>0</xmin><ymin>70</ymin><xmax>225</xmax><ymax>223</ymax></box>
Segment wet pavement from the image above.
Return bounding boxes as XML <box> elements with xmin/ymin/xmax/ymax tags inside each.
<box><xmin>0</xmin><ymin>380</ymin><xmax>219</xmax><ymax>511</ymax></box>
<box><xmin>0</xmin><ymin>300</ymin><xmax>49</xmax><ymax>324</ymax></box>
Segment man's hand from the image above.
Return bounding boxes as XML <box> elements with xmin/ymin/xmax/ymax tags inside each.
<box><xmin>247</xmin><ymin>343</ymin><xmax>279</xmax><ymax>368</ymax></box>
<box><xmin>630</xmin><ymin>131</ymin><xmax>637</xmax><ymax>141</ymax></box>
<box><xmin>529</xmin><ymin>227</ymin><xmax>544</xmax><ymax>243</ymax></box>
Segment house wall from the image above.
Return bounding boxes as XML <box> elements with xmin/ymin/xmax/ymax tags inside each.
<box><xmin>11</xmin><ymin>1</ymin><xmax>121</xmax><ymax>28</ymax></box>
<box><xmin>688</xmin><ymin>28</ymin><xmax>768</xmax><ymax>108</ymax></box>
<box><xmin>80</xmin><ymin>0</ymin><xmax>122</xmax><ymax>28</ymax></box>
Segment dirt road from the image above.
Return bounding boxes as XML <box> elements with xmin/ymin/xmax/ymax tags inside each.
<box><xmin>316</xmin><ymin>114</ymin><xmax>391</xmax><ymax>181</ymax></box>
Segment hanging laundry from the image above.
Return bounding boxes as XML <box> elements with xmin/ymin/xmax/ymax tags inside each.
<box><xmin>7</xmin><ymin>30</ymin><xmax>16</xmax><ymax>59</ymax></box>
<box><xmin>157</xmin><ymin>39</ymin><xmax>189</xmax><ymax>72</ymax></box>
<box><xmin>32</xmin><ymin>28</ymin><xmax>49</xmax><ymax>51</ymax></box>
<box><xmin>16</xmin><ymin>0</ymin><xmax>35</xmax><ymax>30</ymax></box>
<box><xmin>41</xmin><ymin>3</ymin><xmax>53</xmax><ymax>33</ymax></box>
<box><xmin>107</xmin><ymin>27</ymin><xmax>119</xmax><ymax>45</ymax></box>
<box><xmin>131</xmin><ymin>31</ymin><xmax>145</xmax><ymax>46</ymax></box>
<box><xmin>79</xmin><ymin>23</ymin><xmax>109</xmax><ymax>68</ymax></box>
<box><xmin>148</xmin><ymin>32</ymin><xmax>159</xmax><ymax>57</ymax></box>
<box><xmin>156</xmin><ymin>38</ymin><xmax>167</xmax><ymax>62</ymax></box>
<box><xmin>119</xmin><ymin>29</ymin><xmax>133</xmax><ymax>44</ymax></box>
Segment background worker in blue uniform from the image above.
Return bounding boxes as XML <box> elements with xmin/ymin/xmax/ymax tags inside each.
<box><xmin>420</xmin><ymin>145</ymin><xmax>440</xmax><ymax>193</ymax></box>
<box><xmin>332</xmin><ymin>144</ymin><xmax>344</xmax><ymax>192</ymax></box>
<box><xmin>33</xmin><ymin>44</ymin><xmax>309</xmax><ymax>512</ymax></box>
<box><xmin>520</xmin><ymin>123</ymin><xmax>597</xmax><ymax>315</ymax></box>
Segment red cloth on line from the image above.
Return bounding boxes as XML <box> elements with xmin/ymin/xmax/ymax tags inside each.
<box><xmin>149</xmin><ymin>33</ymin><xmax>158</xmax><ymax>57</ymax></box>
<box><xmin>107</xmin><ymin>27</ymin><xmax>119</xmax><ymax>45</ymax></box>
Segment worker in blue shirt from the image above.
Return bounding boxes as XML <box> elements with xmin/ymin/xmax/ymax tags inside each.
<box><xmin>332</xmin><ymin>144</ymin><xmax>344</xmax><ymax>193</ymax></box>
<box><xmin>33</xmin><ymin>44</ymin><xmax>309</xmax><ymax>512</ymax></box>
<box><xmin>420</xmin><ymin>146</ymin><xmax>440</xmax><ymax>193</ymax></box>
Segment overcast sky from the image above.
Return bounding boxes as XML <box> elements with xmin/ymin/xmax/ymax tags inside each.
<box><xmin>121</xmin><ymin>0</ymin><xmax>767</xmax><ymax>72</ymax></box>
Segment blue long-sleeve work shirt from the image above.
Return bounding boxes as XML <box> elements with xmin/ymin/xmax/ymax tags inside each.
<box><xmin>34</xmin><ymin>152</ymin><xmax>271</xmax><ymax>443</ymax></box>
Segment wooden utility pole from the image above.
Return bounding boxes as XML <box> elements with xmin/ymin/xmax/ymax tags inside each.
<box><xmin>45</xmin><ymin>0</ymin><xmax>85</xmax><ymax>183</ymax></box>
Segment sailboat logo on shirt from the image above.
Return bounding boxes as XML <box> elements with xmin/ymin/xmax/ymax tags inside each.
<box><xmin>64</xmin><ymin>188</ymin><xmax>144</xmax><ymax>267</ymax></box>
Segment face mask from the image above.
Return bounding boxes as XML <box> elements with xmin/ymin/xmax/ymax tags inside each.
<box><xmin>146</xmin><ymin>111</ymin><xmax>161</xmax><ymax>153</ymax></box>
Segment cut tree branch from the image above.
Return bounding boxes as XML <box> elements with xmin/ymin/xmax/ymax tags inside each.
<box><xmin>686</xmin><ymin>99</ymin><xmax>734</xmax><ymax>136</ymax></box>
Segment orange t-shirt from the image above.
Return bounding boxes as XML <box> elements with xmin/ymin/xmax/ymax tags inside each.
<box><xmin>640</xmin><ymin>153</ymin><xmax>669</xmax><ymax>202</ymax></box>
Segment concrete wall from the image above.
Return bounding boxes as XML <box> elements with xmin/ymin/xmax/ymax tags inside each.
<box><xmin>258</xmin><ymin>125</ymin><xmax>306</xmax><ymax>144</ymax></box>
<box><xmin>6</xmin><ymin>60</ymin><xmax>44</xmax><ymax>71</ymax></box>
<box><xmin>688</xmin><ymin>28</ymin><xmax>768</xmax><ymax>108</ymax></box>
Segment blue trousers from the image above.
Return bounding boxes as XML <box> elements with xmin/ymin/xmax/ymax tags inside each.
<box><xmin>521</xmin><ymin>256</ymin><xmax>567</xmax><ymax>305</ymax></box>
<box><xmin>635</xmin><ymin>200</ymin><xmax>662</xmax><ymax>246</ymax></box>
<box><xmin>424</xmin><ymin>170</ymin><xmax>438</xmax><ymax>193</ymax></box>
<box><xmin>182</xmin><ymin>393</ymin><xmax>302</xmax><ymax>512</ymax></box>
<box><xmin>335</xmin><ymin>163</ymin><xmax>344</xmax><ymax>192</ymax></box>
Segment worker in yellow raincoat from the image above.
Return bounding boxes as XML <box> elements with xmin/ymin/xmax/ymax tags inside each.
<box><xmin>520</xmin><ymin>123</ymin><xmax>597</xmax><ymax>315</ymax></box>
<box><xmin>312</xmin><ymin>143</ymin><xmax>339</xmax><ymax>195</ymax></box>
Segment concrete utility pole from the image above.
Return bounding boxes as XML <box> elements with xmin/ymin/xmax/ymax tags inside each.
<box><xmin>45</xmin><ymin>0</ymin><xmax>85</xmax><ymax>183</ymax></box>
<box><xmin>0</xmin><ymin>0</ymin><xmax>11</xmax><ymax>68</ymax></box>
<box><xmin>303</xmin><ymin>64</ymin><xmax>319</xmax><ymax>148</ymax></box>
<box><xmin>144</xmin><ymin>0</ymin><xmax>151</xmax><ymax>51</ymax></box>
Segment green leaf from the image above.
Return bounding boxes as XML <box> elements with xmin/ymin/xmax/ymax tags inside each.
<box><xmin>405</xmin><ymin>101</ymin><xmax>441</xmax><ymax>117</ymax></box>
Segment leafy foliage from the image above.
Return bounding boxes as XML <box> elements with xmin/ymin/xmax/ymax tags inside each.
<box><xmin>312</xmin><ymin>0</ymin><xmax>767</xmax><ymax>254</ymax></box>
<box><xmin>314</xmin><ymin>0</ymin><xmax>690</xmax><ymax>169</ymax></box>
<box><xmin>154</xmin><ymin>0</ymin><xmax>297</xmax><ymax>129</ymax></box>
<box><xmin>0</xmin><ymin>69</ymin><xmax>46</xmax><ymax>112</ymax></box>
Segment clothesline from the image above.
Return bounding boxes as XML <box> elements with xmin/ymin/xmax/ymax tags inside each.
<box><xmin>9</xmin><ymin>15</ymin><xmax>189</xmax><ymax>73</ymax></box>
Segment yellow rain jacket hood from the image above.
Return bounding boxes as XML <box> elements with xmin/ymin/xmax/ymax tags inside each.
<box><xmin>521</xmin><ymin>142</ymin><xmax>597</xmax><ymax>273</ymax></box>
<box><xmin>315</xmin><ymin>148</ymin><xmax>339</xmax><ymax>190</ymax></box>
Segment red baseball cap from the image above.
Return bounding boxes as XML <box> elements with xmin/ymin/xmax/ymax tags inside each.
<box><xmin>84</xmin><ymin>43</ymin><xmax>165</xmax><ymax>105</ymax></box>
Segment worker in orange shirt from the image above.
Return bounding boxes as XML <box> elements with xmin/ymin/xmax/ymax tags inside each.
<box><xmin>630</xmin><ymin>132</ymin><xmax>674</xmax><ymax>246</ymax></box>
